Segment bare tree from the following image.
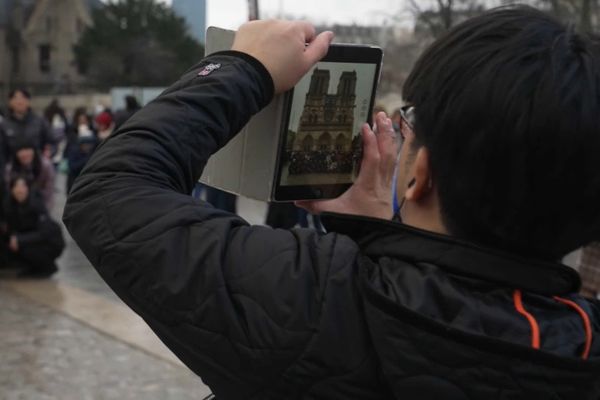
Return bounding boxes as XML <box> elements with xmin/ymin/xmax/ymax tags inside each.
<box><xmin>408</xmin><ymin>0</ymin><xmax>487</xmax><ymax>38</ymax></box>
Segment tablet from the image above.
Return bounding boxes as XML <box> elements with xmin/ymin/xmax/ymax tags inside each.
<box><xmin>272</xmin><ymin>44</ymin><xmax>383</xmax><ymax>201</ymax></box>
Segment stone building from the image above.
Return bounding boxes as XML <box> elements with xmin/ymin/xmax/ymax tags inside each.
<box><xmin>293</xmin><ymin>68</ymin><xmax>357</xmax><ymax>153</ymax></box>
<box><xmin>0</xmin><ymin>0</ymin><xmax>101</xmax><ymax>97</ymax></box>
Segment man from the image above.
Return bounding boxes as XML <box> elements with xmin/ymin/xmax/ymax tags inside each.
<box><xmin>113</xmin><ymin>95</ymin><xmax>142</xmax><ymax>129</ymax></box>
<box><xmin>64</xmin><ymin>6</ymin><xmax>600</xmax><ymax>399</ymax></box>
<box><xmin>0</xmin><ymin>88</ymin><xmax>53</xmax><ymax>160</ymax></box>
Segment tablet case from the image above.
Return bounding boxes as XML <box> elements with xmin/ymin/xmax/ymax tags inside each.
<box><xmin>199</xmin><ymin>27</ymin><xmax>285</xmax><ymax>201</ymax></box>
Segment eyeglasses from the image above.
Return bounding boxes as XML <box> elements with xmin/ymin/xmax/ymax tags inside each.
<box><xmin>399</xmin><ymin>105</ymin><xmax>415</xmax><ymax>140</ymax></box>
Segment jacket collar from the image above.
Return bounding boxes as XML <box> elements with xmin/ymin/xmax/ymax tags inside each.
<box><xmin>321</xmin><ymin>212</ymin><xmax>581</xmax><ymax>296</ymax></box>
<box><xmin>9</xmin><ymin>109</ymin><xmax>32</xmax><ymax>123</ymax></box>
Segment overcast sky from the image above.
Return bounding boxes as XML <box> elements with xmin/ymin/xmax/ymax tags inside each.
<box><xmin>212</xmin><ymin>0</ymin><xmax>404</xmax><ymax>28</ymax></box>
<box><xmin>157</xmin><ymin>0</ymin><xmax>408</xmax><ymax>30</ymax></box>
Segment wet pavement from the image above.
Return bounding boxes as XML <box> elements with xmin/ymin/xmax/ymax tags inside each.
<box><xmin>0</xmin><ymin>288</ymin><xmax>211</xmax><ymax>400</ymax></box>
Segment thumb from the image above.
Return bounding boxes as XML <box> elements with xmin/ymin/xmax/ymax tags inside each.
<box><xmin>294</xmin><ymin>200</ymin><xmax>321</xmax><ymax>214</ymax></box>
<box><xmin>303</xmin><ymin>31</ymin><xmax>333</xmax><ymax>68</ymax></box>
<box><xmin>294</xmin><ymin>198</ymin><xmax>333</xmax><ymax>215</ymax></box>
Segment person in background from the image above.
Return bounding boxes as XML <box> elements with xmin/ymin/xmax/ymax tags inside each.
<box><xmin>297</xmin><ymin>207</ymin><xmax>323</xmax><ymax>231</ymax></box>
<box><xmin>0</xmin><ymin>88</ymin><xmax>53</xmax><ymax>160</ymax></box>
<box><xmin>114</xmin><ymin>95</ymin><xmax>141</xmax><ymax>129</ymax></box>
<box><xmin>204</xmin><ymin>187</ymin><xmax>237</xmax><ymax>213</ymax></box>
<box><xmin>265</xmin><ymin>202</ymin><xmax>298</xmax><ymax>229</ymax></box>
<box><xmin>65</xmin><ymin>111</ymin><xmax>98</xmax><ymax>193</ymax></box>
<box><xmin>191</xmin><ymin>181</ymin><xmax>205</xmax><ymax>199</ymax></box>
<box><xmin>265</xmin><ymin>203</ymin><xmax>324</xmax><ymax>230</ymax></box>
<box><xmin>66</xmin><ymin>107</ymin><xmax>94</xmax><ymax>141</ymax></box>
<box><xmin>580</xmin><ymin>243</ymin><xmax>600</xmax><ymax>299</ymax></box>
<box><xmin>0</xmin><ymin>110</ymin><xmax>6</xmax><ymax>205</ymax></box>
<box><xmin>43</xmin><ymin>99</ymin><xmax>68</xmax><ymax>166</ymax></box>
<box><xmin>3</xmin><ymin>176</ymin><xmax>64</xmax><ymax>278</ymax></box>
<box><xmin>5</xmin><ymin>139</ymin><xmax>55</xmax><ymax>211</ymax></box>
<box><xmin>94</xmin><ymin>111</ymin><xmax>114</xmax><ymax>141</ymax></box>
<box><xmin>43</xmin><ymin>99</ymin><xmax>68</xmax><ymax>143</ymax></box>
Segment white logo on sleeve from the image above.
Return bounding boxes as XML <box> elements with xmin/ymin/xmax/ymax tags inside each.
<box><xmin>198</xmin><ymin>63</ymin><xmax>221</xmax><ymax>76</ymax></box>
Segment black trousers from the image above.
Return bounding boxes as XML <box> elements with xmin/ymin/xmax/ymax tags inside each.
<box><xmin>2</xmin><ymin>239</ymin><xmax>61</xmax><ymax>274</ymax></box>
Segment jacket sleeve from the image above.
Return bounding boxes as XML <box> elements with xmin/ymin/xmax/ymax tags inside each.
<box><xmin>40</xmin><ymin>117</ymin><xmax>53</xmax><ymax>147</ymax></box>
<box><xmin>62</xmin><ymin>52</ymin><xmax>362</xmax><ymax>397</ymax></box>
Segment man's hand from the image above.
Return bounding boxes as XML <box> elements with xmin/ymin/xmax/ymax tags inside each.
<box><xmin>232</xmin><ymin>20</ymin><xmax>333</xmax><ymax>94</ymax></box>
<box><xmin>9</xmin><ymin>235</ymin><xmax>18</xmax><ymax>252</ymax></box>
<box><xmin>296</xmin><ymin>112</ymin><xmax>400</xmax><ymax>220</ymax></box>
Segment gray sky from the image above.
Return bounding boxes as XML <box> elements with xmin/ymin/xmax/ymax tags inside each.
<box><xmin>157</xmin><ymin>0</ymin><xmax>408</xmax><ymax>30</ymax></box>
<box><xmin>211</xmin><ymin>0</ymin><xmax>404</xmax><ymax>28</ymax></box>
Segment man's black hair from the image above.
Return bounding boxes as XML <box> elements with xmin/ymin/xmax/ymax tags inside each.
<box><xmin>8</xmin><ymin>88</ymin><xmax>31</xmax><ymax>99</ymax></box>
<box><xmin>12</xmin><ymin>138</ymin><xmax>42</xmax><ymax>181</ymax></box>
<box><xmin>403</xmin><ymin>5</ymin><xmax>600</xmax><ymax>259</ymax></box>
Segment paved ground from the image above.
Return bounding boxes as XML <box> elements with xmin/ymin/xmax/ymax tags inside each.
<box><xmin>1</xmin><ymin>173</ymin><xmax>268</xmax><ymax>400</ymax></box>
<box><xmin>0</xmin><ymin>289</ymin><xmax>210</xmax><ymax>400</ymax></box>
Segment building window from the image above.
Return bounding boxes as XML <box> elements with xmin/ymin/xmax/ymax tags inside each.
<box><xmin>39</xmin><ymin>44</ymin><xmax>51</xmax><ymax>72</ymax></box>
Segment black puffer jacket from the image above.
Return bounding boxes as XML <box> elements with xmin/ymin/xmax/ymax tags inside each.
<box><xmin>63</xmin><ymin>52</ymin><xmax>600</xmax><ymax>399</ymax></box>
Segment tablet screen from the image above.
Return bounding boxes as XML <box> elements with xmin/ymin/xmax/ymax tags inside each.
<box><xmin>273</xmin><ymin>46</ymin><xmax>382</xmax><ymax>201</ymax></box>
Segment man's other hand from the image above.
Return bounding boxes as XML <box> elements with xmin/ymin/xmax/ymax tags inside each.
<box><xmin>296</xmin><ymin>112</ymin><xmax>400</xmax><ymax>220</ymax></box>
<box><xmin>232</xmin><ymin>20</ymin><xmax>334</xmax><ymax>94</ymax></box>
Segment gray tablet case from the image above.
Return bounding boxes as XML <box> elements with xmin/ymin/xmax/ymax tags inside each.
<box><xmin>199</xmin><ymin>27</ymin><xmax>285</xmax><ymax>201</ymax></box>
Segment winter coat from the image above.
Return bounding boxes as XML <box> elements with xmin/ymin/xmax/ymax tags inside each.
<box><xmin>4</xmin><ymin>191</ymin><xmax>63</xmax><ymax>255</ymax></box>
<box><xmin>63</xmin><ymin>52</ymin><xmax>600</xmax><ymax>399</ymax></box>
<box><xmin>0</xmin><ymin>110</ymin><xmax>53</xmax><ymax>158</ymax></box>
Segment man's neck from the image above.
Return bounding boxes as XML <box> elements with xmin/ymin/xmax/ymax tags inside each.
<box><xmin>401</xmin><ymin>197</ymin><xmax>448</xmax><ymax>236</ymax></box>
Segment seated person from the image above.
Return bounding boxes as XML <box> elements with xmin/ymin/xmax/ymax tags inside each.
<box><xmin>65</xmin><ymin>125</ymin><xmax>98</xmax><ymax>193</ymax></box>
<box><xmin>5</xmin><ymin>139</ymin><xmax>56</xmax><ymax>211</ymax></box>
<box><xmin>3</xmin><ymin>176</ymin><xmax>64</xmax><ymax>277</ymax></box>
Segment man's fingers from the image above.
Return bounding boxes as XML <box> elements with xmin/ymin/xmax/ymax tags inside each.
<box><xmin>356</xmin><ymin>123</ymin><xmax>380</xmax><ymax>184</ymax></box>
<box><xmin>303</xmin><ymin>31</ymin><xmax>334</xmax><ymax>67</ymax></box>
<box><xmin>373</xmin><ymin>112</ymin><xmax>400</xmax><ymax>182</ymax></box>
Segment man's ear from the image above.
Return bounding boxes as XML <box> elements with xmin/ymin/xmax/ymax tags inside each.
<box><xmin>405</xmin><ymin>147</ymin><xmax>432</xmax><ymax>201</ymax></box>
